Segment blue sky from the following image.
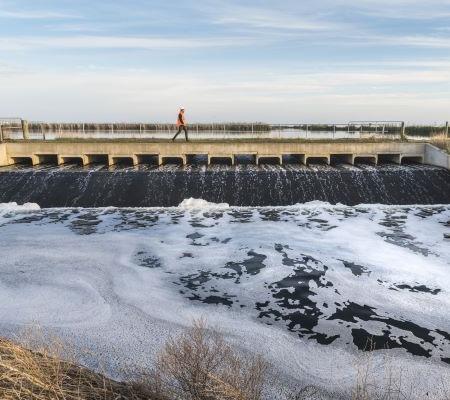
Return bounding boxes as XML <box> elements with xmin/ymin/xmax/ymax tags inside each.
<box><xmin>1</xmin><ymin>0</ymin><xmax>450</xmax><ymax>122</ymax></box>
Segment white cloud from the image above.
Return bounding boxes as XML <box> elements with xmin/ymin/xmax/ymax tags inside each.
<box><xmin>201</xmin><ymin>1</ymin><xmax>345</xmax><ymax>32</ymax></box>
<box><xmin>331</xmin><ymin>0</ymin><xmax>450</xmax><ymax>19</ymax></box>
<box><xmin>0</xmin><ymin>35</ymin><xmax>257</xmax><ymax>51</ymax></box>
<box><xmin>0</xmin><ymin>9</ymin><xmax>76</xmax><ymax>19</ymax></box>
<box><xmin>0</xmin><ymin>67</ymin><xmax>448</xmax><ymax>123</ymax></box>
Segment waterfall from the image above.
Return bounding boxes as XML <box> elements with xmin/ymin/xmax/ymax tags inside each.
<box><xmin>0</xmin><ymin>163</ymin><xmax>449</xmax><ymax>207</ymax></box>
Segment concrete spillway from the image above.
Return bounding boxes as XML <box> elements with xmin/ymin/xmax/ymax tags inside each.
<box><xmin>0</xmin><ymin>139</ymin><xmax>449</xmax><ymax>207</ymax></box>
<box><xmin>0</xmin><ymin>140</ymin><xmax>449</xmax><ymax>168</ymax></box>
<box><xmin>0</xmin><ymin>163</ymin><xmax>449</xmax><ymax>207</ymax></box>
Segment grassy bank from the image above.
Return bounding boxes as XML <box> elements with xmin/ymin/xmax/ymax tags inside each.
<box><xmin>1</xmin><ymin>320</ymin><xmax>449</xmax><ymax>400</ymax></box>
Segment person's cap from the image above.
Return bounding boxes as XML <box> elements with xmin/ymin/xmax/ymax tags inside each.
<box><xmin>180</xmin><ymin>106</ymin><xmax>185</xmax><ymax>110</ymax></box>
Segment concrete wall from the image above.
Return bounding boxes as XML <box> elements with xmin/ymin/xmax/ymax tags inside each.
<box><xmin>424</xmin><ymin>144</ymin><xmax>450</xmax><ymax>169</ymax></box>
<box><xmin>0</xmin><ymin>143</ymin><xmax>7</xmax><ymax>166</ymax></box>
<box><xmin>0</xmin><ymin>140</ymin><xmax>443</xmax><ymax>167</ymax></box>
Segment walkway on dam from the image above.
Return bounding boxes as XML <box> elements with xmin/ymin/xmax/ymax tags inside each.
<box><xmin>1</xmin><ymin>138</ymin><xmax>449</xmax><ymax>169</ymax></box>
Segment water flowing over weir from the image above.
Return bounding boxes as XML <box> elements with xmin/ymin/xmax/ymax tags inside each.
<box><xmin>0</xmin><ymin>162</ymin><xmax>449</xmax><ymax>207</ymax></box>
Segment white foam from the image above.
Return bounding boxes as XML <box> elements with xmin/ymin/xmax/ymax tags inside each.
<box><xmin>0</xmin><ymin>202</ymin><xmax>40</xmax><ymax>212</ymax></box>
<box><xmin>178</xmin><ymin>198</ymin><xmax>229</xmax><ymax>210</ymax></box>
<box><xmin>0</xmin><ymin>204</ymin><xmax>449</xmax><ymax>399</ymax></box>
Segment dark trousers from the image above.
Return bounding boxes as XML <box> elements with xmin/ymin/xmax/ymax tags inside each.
<box><xmin>172</xmin><ymin>125</ymin><xmax>188</xmax><ymax>141</ymax></box>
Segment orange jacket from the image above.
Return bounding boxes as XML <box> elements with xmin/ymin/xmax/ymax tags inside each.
<box><xmin>176</xmin><ymin>111</ymin><xmax>186</xmax><ymax>126</ymax></box>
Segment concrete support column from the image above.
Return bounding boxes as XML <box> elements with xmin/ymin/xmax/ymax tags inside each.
<box><xmin>30</xmin><ymin>155</ymin><xmax>39</xmax><ymax>166</ymax></box>
<box><xmin>21</xmin><ymin>120</ymin><xmax>29</xmax><ymax>140</ymax></box>
<box><xmin>0</xmin><ymin>143</ymin><xmax>8</xmax><ymax>166</ymax></box>
<box><xmin>400</xmin><ymin>121</ymin><xmax>406</xmax><ymax>140</ymax></box>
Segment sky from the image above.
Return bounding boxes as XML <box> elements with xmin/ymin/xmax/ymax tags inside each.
<box><xmin>1</xmin><ymin>0</ymin><xmax>450</xmax><ymax>123</ymax></box>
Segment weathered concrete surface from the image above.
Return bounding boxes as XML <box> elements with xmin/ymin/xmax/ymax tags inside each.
<box><xmin>0</xmin><ymin>143</ymin><xmax>7</xmax><ymax>166</ymax></box>
<box><xmin>0</xmin><ymin>140</ymin><xmax>439</xmax><ymax>167</ymax></box>
<box><xmin>424</xmin><ymin>144</ymin><xmax>450</xmax><ymax>169</ymax></box>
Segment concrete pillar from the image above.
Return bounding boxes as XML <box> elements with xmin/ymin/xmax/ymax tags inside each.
<box><xmin>21</xmin><ymin>120</ymin><xmax>29</xmax><ymax>140</ymax></box>
<box><xmin>30</xmin><ymin>155</ymin><xmax>39</xmax><ymax>166</ymax></box>
<box><xmin>400</xmin><ymin>121</ymin><xmax>406</xmax><ymax>140</ymax></box>
<box><xmin>0</xmin><ymin>143</ymin><xmax>8</xmax><ymax>166</ymax></box>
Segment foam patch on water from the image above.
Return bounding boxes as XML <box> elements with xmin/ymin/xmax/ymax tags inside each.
<box><xmin>0</xmin><ymin>202</ymin><xmax>40</xmax><ymax>212</ymax></box>
<box><xmin>178</xmin><ymin>198</ymin><xmax>230</xmax><ymax>210</ymax></box>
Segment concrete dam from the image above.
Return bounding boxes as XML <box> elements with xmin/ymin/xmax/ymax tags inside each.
<box><xmin>0</xmin><ymin>131</ymin><xmax>449</xmax><ymax>207</ymax></box>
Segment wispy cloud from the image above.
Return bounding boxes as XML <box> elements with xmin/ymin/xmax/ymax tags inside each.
<box><xmin>1</xmin><ymin>67</ymin><xmax>448</xmax><ymax>122</ymax></box>
<box><xmin>0</xmin><ymin>9</ymin><xmax>77</xmax><ymax>19</ymax></box>
<box><xmin>0</xmin><ymin>35</ymin><xmax>258</xmax><ymax>51</ymax></box>
<box><xmin>357</xmin><ymin>34</ymin><xmax>450</xmax><ymax>49</ymax></box>
<box><xmin>202</xmin><ymin>1</ymin><xmax>344</xmax><ymax>32</ymax></box>
<box><xmin>332</xmin><ymin>0</ymin><xmax>450</xmax><ymax>20</ymax></box>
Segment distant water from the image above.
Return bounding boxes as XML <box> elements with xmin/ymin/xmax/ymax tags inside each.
<box><xmin>0</xmin><ymin>163</ymin><xmax>449</xmax><ymax>207</ymax></box>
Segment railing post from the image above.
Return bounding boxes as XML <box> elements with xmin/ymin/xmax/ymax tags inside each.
<box><xmin>21</xmin><ymin>119</ymin><xmax>29</xmax><ymax>140</ymax></box>
<box><xmin>400</xmin><ymin>121</ymin><xmax>406</xmax><ymax>140</ymax></box>
<box><xmin>0</xmin><ymin>124</ymin><xmax>3</xmax><ymax>142</ymax></box>
<box><xmin>446</xmin><ymin>121</ymin><xmax>449</xmax><ymax>137</ymax></box>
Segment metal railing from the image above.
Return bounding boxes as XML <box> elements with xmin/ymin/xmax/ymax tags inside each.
<box><xmin>1</xmin><ymin>120</ymin><xmax>409</xmax><ymax>141</ymax></box>
<box><xmin>2</xmin><ymin>119</ymin><xmax>449</xmax><ymax>142</ymax></box>
<box><xmin>0</xmin><ymin>118</ymin><xmax>24</xmax><ymax>142</ymax></box>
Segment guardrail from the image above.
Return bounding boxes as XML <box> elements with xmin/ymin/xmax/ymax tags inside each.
<box><xmin>1</xmin><ymin>120</ymin><xmax>448</xmax><ymax>141</ymax></box>
<box><xmin>1</xmin><ymin>121</ymin><xmax>407</xmax><ymax>141</ymax></box>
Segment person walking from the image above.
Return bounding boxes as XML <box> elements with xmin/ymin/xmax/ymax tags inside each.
<box><xmin>172</xmin><ymin>107</ymin><xmax>188</xmax><ymax>141</ymax></box>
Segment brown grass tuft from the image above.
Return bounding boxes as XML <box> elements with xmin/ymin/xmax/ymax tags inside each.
<box><xmin>0</xmin><ymin>337</ymin><xmax>146</xmax><ymax>400</ymax></box>
<box><xmin>135</xmin><ymin>318</ymin><xmax>268</xmax><ymax>400</ymax></box>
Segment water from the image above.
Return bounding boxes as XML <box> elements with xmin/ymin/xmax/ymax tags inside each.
<box><xmin>0</xmin><ymin>202</ymin><xmax>449</xmax><ymax>398</ymax></box>
<box><xmin>0</xmin><ymin>163</ymin><xmax>449</xmax><ymax>207</ymax></box>
<box><xmin>1</xmin><ymin>161</ymin><xmax>449</xmax><ymax>398</ymax></box>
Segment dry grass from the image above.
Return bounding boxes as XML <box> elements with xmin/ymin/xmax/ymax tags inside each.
<box><xmin>1</xmin><ymin>322</ymin><xmax>449</xmax><ymax>400</ymax></box>
<box><xmin>429</xmin><ymin>131</ymin><xmax>450</xmax><ymax>152</ymax></box>
<box><xmin>135</xmin><ymin>319</ymin><xmax>268</xmax><ymax>400</ymax></box>
<box><xmin>0</xmin><ymin>336</ymin><xmax>146</xmax><ymax>400</ymax></box>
